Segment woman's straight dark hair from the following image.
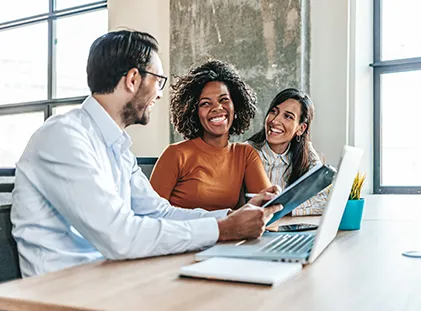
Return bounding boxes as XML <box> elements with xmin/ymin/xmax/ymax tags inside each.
<box><xmin>248</xmin><ymin>88</ymin><xmax>315</xmax><ymax>186</ymax></box>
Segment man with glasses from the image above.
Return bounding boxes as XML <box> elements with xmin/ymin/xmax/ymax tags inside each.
<box><xmin>11</xmin><ymin>30</ymin><xmax>281</xmax><ymax>277</ymax></box>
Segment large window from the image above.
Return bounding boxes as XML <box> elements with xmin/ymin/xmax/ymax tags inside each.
<box><xmin>0</xmin><ymin>0</ymin><xmax>108</xmax><ymax>167</ymax></box>
<box><xmin>372</xmin><ymin>0</ymin><xmax>421</xmax><ymax>193</ymax></box>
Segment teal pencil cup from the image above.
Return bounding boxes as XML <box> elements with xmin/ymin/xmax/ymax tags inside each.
<box><xmin>339</xmin><ymin>199</ymin><xmax>365</xmax><ymax>230</ymax></box>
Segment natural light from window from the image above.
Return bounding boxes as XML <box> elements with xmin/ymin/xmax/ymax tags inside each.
<box><xmin>55</xmin><ymin>9</ymin><xmax>108</xmax><ymax>98</ymax></box>
<box><xmin>0</xmin><ymin>22</ymin><xmax>48</xmax><ymax>105</ymax></box>
<box><xmin>382</xmin><ymin>0</ymin><xmax>421</xmax><ymax>60</ymax></box>
<box><xmin>381</xmin><ymin>70</ymin><xmax>421</xmax><ymax>186</ymax></box>
<box><xmin>0</xmin><ymin>4</ymin><xmax>107</xmax><ymax>167</ymax></box>
<box><xmin>55</xmin><ymin>0</ymin><xmax>98</xmax><ymax>11</ymax></box>
<box><xmin>0</xmin><ymin>112</ymin><xmax>45</xmax><ymax>167</ymax></box>
<box><xmin>380</xmin><ymin>1</ymin><xmax>421</xmax><ymax>187</ymax></box>
<box><xmin>0</xmin><ymin>0</ymin><xmax>48</xmax><ymax>23</ymax></box>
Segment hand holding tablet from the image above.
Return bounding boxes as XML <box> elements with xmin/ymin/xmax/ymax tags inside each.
<box><xmin>262</xmin><ymin>164</ymin><xmax>336</xmax><ymax>225</ymax></box>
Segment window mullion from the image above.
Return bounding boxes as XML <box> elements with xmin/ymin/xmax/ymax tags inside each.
<box><xmin>47</xmin><ymin>0</ymin><xmax>57</xmax><ymax>118</ymax></box>
<box><xmin>373</xmin><ymin>66</ymin><xmax>381</xmax><ymax>194</ymax></box>
<box><xmin>373</xmin><ymin>0</ymin><xmax>381</xmax><ymax>62</ymax></box>
<box><xmin>44</xmin><ymin>105</ymin><xmax>51</xmax><ymax>121</ymax></box>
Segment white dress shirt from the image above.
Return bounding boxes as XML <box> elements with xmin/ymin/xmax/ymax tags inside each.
<box><xmin>11</xmin><ymin>96</ymin><xmax>227</xmax><ymax>277</ymax></box>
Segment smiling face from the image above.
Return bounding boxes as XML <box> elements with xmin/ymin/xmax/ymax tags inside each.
<box><xmin>197</xmin><ymin>81</ymin><xmax>235</xmax><ymax>142</ymax></box>
<box><xmin>121</xmin><ymin>51</ymin><xmax>164</xmax><ymax>126</ymax></box>
<box><xmin>265</xmin><ymin>98</ymin><xmax>307</xmax><ymax>154</ymax></box>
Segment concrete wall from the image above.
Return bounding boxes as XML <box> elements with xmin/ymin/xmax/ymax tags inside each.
<box><xmin>108</xmin><ymin>0</ymin><xmax>170</xmax><ymax>157</ymax></box>
<box><xmin>170</xmin><ymin>0</ymin><xmax>310</xmax><ymax>142</ymax></box>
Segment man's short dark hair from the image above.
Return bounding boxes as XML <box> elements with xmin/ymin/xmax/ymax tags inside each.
<box><xmin>87</xmin><ymin>30</ymin><xmax>159</xmax><ymax>94</ymax></box>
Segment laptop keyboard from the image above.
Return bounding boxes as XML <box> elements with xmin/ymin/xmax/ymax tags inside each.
<box><xmin>258</xmin><ymin>234</ymin><xmax>315</xmax><ymax>254</ymax></box>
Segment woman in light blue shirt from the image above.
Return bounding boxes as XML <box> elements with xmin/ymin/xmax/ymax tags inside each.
<box><xmin>248</xmin><ymin>88</ymin><xmax>330</xmax><ymax>216</ymax></box>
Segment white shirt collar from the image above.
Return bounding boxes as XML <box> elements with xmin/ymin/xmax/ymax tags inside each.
<box><xmin>261</xmin><ymin>141</ymin><xmax>290</xmax><ymax>166</ymax></box>
<box><xmin>82</xmin><ymin>96</ymin><xmax>132</xmax><ymax>152</ymax></box>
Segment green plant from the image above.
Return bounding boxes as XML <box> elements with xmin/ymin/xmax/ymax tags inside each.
<box><xmin>349</xmin><ymin>172</ymin><xmax>366</xmax><ymax>200</ymax></box>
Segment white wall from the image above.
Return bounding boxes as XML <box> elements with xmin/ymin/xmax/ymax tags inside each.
<box><xmin>310</xmin><ymin>0</ymin><xmax>350</xmax><ymax>166</ymax></box>
<box><xmin>348</xmin><ymin>0</ymin><xmax>374</xmax><ymax>193</ymax></box>
<box><xmin>108</xmin><ymin>0</ymin><xmax>170</xmax><ymax>157</ymax></box>
<box><xmin>310</xmin><ymin>0</ymin><xmax>373</xmax><ymax>193</ymax></box>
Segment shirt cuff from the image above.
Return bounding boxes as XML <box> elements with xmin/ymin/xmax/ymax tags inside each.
<box><xmin>205</xmin><ymin>209</ymin><xmax>230</xmax><ymax>219</ymax></box>
<box><xmin>189</xmin><ymin>217</ymin><xmax>219</xmax><ymax>249</ymax></box>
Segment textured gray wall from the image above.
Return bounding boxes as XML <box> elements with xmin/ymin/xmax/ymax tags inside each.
<box><xmin>170</xmin><ymin>0</ymin><xmax>310</xmax><ymax>142</ymax></box>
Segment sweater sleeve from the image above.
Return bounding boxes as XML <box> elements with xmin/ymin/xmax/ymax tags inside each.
<box><xmin>243</xmin><ymin>145</ymin><xmax>272</xmax><ymax>193</ymax></box>
<box><xmin>150</xmin><ymin>145</ymin><xmax>182</xmax><ymax>200</ymax></box>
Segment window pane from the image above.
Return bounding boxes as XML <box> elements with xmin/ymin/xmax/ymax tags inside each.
<box><xmin>0</xmin><ymin>0</ymin><xmax>48</xmax><ymax>23</ymax></box>
<box><xmin>55</xmin><ymin>0</ymin><xmax>102</xmax><ymax>11</ymax></box>
<box><xmin>52</xmin><ymin>104</ymin><xmax>81</xmax><ymax>115</ymax></box>
<box><xmin>381</xmin><ymin>70</ymin><xmax>421</xmax><ymax>186</ymax></box>
<box><xmin>382</xmin><ymin>0</ymin><xmax>421</xmax><ymax>60</ymax></box>
<box><xmin>55</xmin><ymin>9</ymin><xmax>108</xmax><ymax>98</ymax></box>
<box><xmin>0</xmin><ymin>112</ymin><xmax>45</xmax><ymax>167</ymax></box>
<box><xmin>0</xmin><ymin>22</ymin><xmax>48</xmax><ymax>105</ymax></box>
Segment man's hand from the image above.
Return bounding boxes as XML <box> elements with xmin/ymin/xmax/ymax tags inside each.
<box><xmin>217</xmin><ymin>186</ymin><xmax>283</xmax><ymax>241</ymax></box>
<box><xmin>248</xmin><ymin>185</ymin><xmax>281</xmax><ymax>206</ymax></box>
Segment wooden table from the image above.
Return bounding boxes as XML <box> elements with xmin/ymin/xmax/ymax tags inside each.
<box><xmin>0</xmin><ymin>195</ymin><xmax>420</xmax><ymax>311</ymax></box>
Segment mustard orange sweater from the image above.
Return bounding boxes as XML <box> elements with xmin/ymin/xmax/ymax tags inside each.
<box><xmin>150</xmin><ymin>138</ymin><xmax>271</xmax><ymax>211</ymax></box>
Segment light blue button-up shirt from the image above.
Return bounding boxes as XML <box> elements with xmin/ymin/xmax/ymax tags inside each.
<box><xmin>12</xmin><ymin>96</ymin><xmax>227</xmax><ymax>277</ymax></box>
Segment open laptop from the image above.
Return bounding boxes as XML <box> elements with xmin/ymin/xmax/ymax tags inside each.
<box><xmin>196</xmin><ymin>145</ymin><xmax>363</xmax><ymax>264</ymax></box>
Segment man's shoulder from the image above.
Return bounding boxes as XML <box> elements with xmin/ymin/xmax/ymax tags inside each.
<box><xmin>15</xmin><ymin>109</ymin><xmax>96</xmax><ymax>180</ymax></box>
<box><xmin>45</xmin><ymin>107</ymin><xmax>89</xmax><ymax>126</ymax></box>
<box><xmin>23</xmin><ymin>108</ymin><xmax>95</xmax><ymax>158</ymax></box>
<box><xmin>41</xmin><ymin>108</ymin><xmax>94</xmax><ymax>138</ymax></box>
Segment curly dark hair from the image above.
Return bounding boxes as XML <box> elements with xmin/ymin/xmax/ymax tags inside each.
<box><xmin>170</xmin><ymin>59</ymin><xmax>257</xmax><ymax>139</ymax></box>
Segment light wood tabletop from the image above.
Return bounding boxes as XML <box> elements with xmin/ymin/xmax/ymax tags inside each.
<box><xmin>0</xmin><ymin>195</ymin><xmax>420</xmax><ymax>311</ymax></box>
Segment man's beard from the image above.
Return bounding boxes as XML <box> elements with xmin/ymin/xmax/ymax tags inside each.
<box><xmin>120</xmin><ymin>87</ymin><xmax>150</xmax><ymax>127</ymax></box>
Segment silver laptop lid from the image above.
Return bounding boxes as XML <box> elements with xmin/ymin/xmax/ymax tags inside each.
<box><xmin>307</xmin><ymin>145</ymin><xmax>363</xmax><ymax>263</ymax></box>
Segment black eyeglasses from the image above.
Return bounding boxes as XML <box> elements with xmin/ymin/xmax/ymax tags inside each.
<box><xmin>122</xmin><ymin>69</ymin><xmax>167</xmax><ymax>90</ymax></box>
<box><xmin>139</xmin><ymin>70</ymin><xmax>167</xmax><ymax>90</ymax></box>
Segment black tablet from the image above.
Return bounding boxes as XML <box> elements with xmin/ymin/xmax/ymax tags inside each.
<box><xmin>264</xmin><ymin>164</ymin><xmax>336</xmax><ymax>225</ymax></box>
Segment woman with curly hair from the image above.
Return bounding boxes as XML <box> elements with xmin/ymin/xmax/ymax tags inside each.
<box><xmin>248</xmin><ymin>88</ymin><xmax>330</xmax><ymax>216</ymax></box>
<box><xmin>150</xmin><ymin>60</ymin><xmax>272</xmax><ymax>211</ymax></box>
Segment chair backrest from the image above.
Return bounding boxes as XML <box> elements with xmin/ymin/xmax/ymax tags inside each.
<box><xmin>0</xmin><ymin>168</ymin><xmax>15</xmax><ymax>207</ymax></box>
<box><xmin>0</xmin><ymin>168</ymin><xmax>21</xmax><ymax>282</ymax></box>
<box><xmin>0</xmin><ymin>205</ymin><xmax>21</xmax><ymax>282</ymax></box>
<box><xmin>136</xmin><ymin>157</ymin><xmax>157</xmax><ymax>180</ymax></box>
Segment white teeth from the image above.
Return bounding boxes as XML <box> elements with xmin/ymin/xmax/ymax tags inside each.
<box><xmin>210</xmin><ymin>116</ymin><xmax>226</xmax><ymax>122</ymax></box>
<box><xmin>270</xmin><ymin>127</ymin><xmax>283</xmax><ymax>133</ymax></box>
